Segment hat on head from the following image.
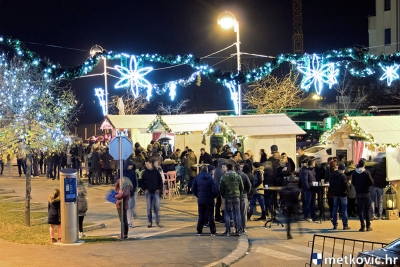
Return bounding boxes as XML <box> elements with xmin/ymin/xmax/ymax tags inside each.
<box><xmin>187</xmin><ymin>149</ymin><xmax>193</xmax><ymax>152</ymax></box>
<box><xmin>338</xmin><ymin>164</ymin><xmax>346</xmax><ymax>171</ymax></box>
<box><xmin>271</xmin><ymin>145</ymin><xmax>278</xmax><ymax>153</ymax></box>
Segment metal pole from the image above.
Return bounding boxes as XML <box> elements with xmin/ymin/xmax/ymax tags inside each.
<box><xmin>236</xmin><ymin>20</ymin><xmax>242</xmax><ymax>116</ymax></box>
<box><xmin>119</xmin><ymin>136</ymin><xmax>124</xmax><ymax>239</ymax></box>
<box><xmin>104</xmin><ymin>58</ymin><xmax>108</xmax><ymax>116</ymax></box>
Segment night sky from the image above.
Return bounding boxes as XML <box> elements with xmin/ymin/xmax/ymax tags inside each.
<box><xmin>0</xmin><ymin>0</ymin><xmax>373</xmax><ymax>124</ymax></box>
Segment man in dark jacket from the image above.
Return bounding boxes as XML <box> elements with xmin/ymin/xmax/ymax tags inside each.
<box><xmin>199</xmin><ymin>148</ymin><xmax>213</xmax><ymax>165</ymax></box>
<box><xmin>301</xmin><ymin>159</ymin><xmax>317</xmax><ymax>221</ymax></box>
<box><xmin>329</xmin><ymin>164</ymin><xmax>350</xmax><ymax>230</ymax></box>
<box><xmin>192</xmin><ymin>165</ymin><xmax>218</xmax><ymax>236</ymax></box>
<box><xmin>370</xmin><ymin>157</ymin><xmax>387</xmax><ymax>220</ymax></box>
<box><xmin>142</xmin><ymin>159</ymin><xmax>163</xmax><ymax>228</ymax></box>
<box><xmin>235</xmin><ymin>164</ymin><xmax>251</xmax><ymax>232</ymax></box>
<box><xmin>220</xmin><ymin>163</ymin><xmax>243</xmax><ymax>236</ymax></box>
<box><xmin>352</xmin><ymin>159</ymin><xmax>374</xmax><ymax>232</ymax></box>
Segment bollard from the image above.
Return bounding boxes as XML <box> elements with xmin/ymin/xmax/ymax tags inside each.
<box><xmin>60</xmin><ymin>168</ymin><xmax>78</xmax><ymax>244</ymax></box>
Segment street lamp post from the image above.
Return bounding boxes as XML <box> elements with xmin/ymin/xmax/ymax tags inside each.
<box><xmin>218</xmin><ymin>11</ymin><xmax>242</xmax><ymax>115</ymax></box>
<box><xmin>90</xmin><ymin>45</ymin><xmax>108</xmax><ymax>115</ymax></box>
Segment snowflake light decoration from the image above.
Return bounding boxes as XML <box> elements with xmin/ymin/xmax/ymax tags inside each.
<box><xmin>297</xmin><ymin>54</ymin><xmax>339</xmax><ymax>95</ymax></box>
<box><xmin>114</xmin><ymin>55</ymin><xmax>153</xmax><ymax>99</ymax></box>
<box><xmin>379</xmin><ymin>64</ymin><xmax>399</xmax><ymax>86</ymax></box>
<box><xmin>224</xmin><ymin>81</ymin><xmax>239</xmax><ymax>115</ymax></box>
<box><xmin>94</xmin><ymin>88</ymin><xmax>106</xmax><ymax>116</ymax></box>
<box><xmin>168</xmin><ymin>82</ymin><xmax>177</xmax><ymax>101</ymax></box>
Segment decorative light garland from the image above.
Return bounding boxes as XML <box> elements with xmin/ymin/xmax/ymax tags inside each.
<box><xmin>202</xmin><ymin>118</ymin><xmax>238</xmax><ymax>141</ymax></box>
<box><xmin>147</xmin><ymin>115</ymin><xmax>172</xmax><ymax>133</ymax></box>
<box><xmin>94</xmin><ymin>88</ymin><xmax>106</xmax><ymax>116</ymax></box>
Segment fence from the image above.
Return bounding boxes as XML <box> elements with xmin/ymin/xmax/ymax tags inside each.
<box><xmin>306</xmin><ymin>234</ymin><xmax>388</xmax><ymax>267</ymax></box>
<box><xmin>70</xmin><ymin>124</ymin><xmax>110</xmax><ymax>140</ymax></box>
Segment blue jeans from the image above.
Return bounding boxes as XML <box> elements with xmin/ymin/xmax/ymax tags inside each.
<box><xmin>127</xmin><ymin>192</ymin><xmax>136</xmax><ymax>225</ymax></box>
<box><xmin>250</xmin><ymin>194</ymin><xmax>265</xmax><ymax>213</ymax></box>
<box><xmin>370</xmin><ymin>186</ymin><xmax>383</xmax><ymax>218</ymax></box>
<box><xmin>240</xmin><ymin>197</ymin><xmax>248</xmax><ymax>228</ymax></box>
<box><xmin>303</xmin><ymin>190</ymin><xmax>316</xmax><ymax>219</ymax></box>
<box><xmin>332</xmin><ymin>196</ymin><xmax>348</xmax><ymax>227</ymax></box>
<box><xmin>224</xmin><ymin>197</ymin><xmax>241</xmax><ymax>232</ymax></box>
<box><xmin>145</xmin><ymin>192</ymin><xmax>160</xmax><ymax>224</ymax></box>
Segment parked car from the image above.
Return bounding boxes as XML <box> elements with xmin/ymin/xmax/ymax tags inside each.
<box><xmin>357</xmin><ymin>238</ymin><xmax>400</xmax><ymax>266</ymax></box>
<box><xmin>302</xmin><ymin>144</ymin><xmax>332</xmax><ymax>163</ymax></box>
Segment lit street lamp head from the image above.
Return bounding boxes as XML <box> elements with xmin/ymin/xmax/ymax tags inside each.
<box><xmin>218</xmin><ymin>11</ymin><xmax>237</xmax><ymax>30</ymax></box>
<box><xmin>90</xmin><ymin>45</ymin><xmax>104</xmax><ymax>56</ymax></box>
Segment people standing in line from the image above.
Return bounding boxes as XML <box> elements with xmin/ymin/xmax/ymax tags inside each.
<box><xmin>329</xmin><ymin>164</ymin><xmax>350</xmax><ymax>230</ymax></box>
<box><xmin>199</xmin><ymin>148</ymin><xmax>213</xmax><ymax>165</ymax></box>
<box><xmin>77</xmin><ymin>185</ymin><xmax>88</xmax><ymax>238</ymax></box>
<box><xmin>301</xmin><ymin>159</ymin><xmax>317</xmax><ymax>222</ymax></box>
<box><xmin>352</xmin><ymin>159</ymin><xmax>374</xmax><ymax>232</ymax></box>
<box><xmin>47</xmin><ymin>189</ymin><xmax>61</xmax><ymax>243</ymax></box>
<box><xmin>219</xmin><ymin>163</ymin><xmax>243</xmax><ymax>236</ymax></box>
<box><xmin>185</xmin><ymin>149</ymin><xmax>197</xmax><ymax>194</ymax></box>
<box><xmin>213</xmin><ymin>161</ymin><xmax>226</xmax><ymax>223</ymax></box>
<box><xmin>370</xmin><ymin>157</ymin><xmax>387</xmax><ymax>220</ymax></box>
<box><xmin>234</xmin><ymin>163</ymin><xmax>251</xmax><ymax>232</ymax></box>
<box><xmin>17</xmin><ymin>152</ymin><xmax>26</xmax><ymax>177</ymax></box>
<box><xmin>192</xmin><ymin>165</ymin><xmax>218</xmax><ymax>236</ymax></box>
<box><xmin>249</xmin><ymin>162</ymin><xmax>266</xmax><ymax>220</ymax></box>
<box><xmin>101</xmin><ymin>147</ymin><xmax>114</xmax><ymax>184</ymax></box>
<box><xmin>114</xmin><ymin>177</ymin><xmax>133</xmax><ymax>239</ymax></box>
<box><xmin>259</xmin><ymin>149</ymin><xmax>267</xmax><ymax>163</ymax></box>
<box><xmin>142</xmin><ymin>159</ymin><xmax>163</xmax><ymax>228</ymax></box>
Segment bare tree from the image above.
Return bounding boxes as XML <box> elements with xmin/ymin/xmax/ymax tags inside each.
<box><xmin>243</xmin><ymin>71</ymin><xmax>307</xmax><ymax>114</ymax></box>
<box><xmin>109</xmin><ymin>93</ymin><xmax>149</xmax><ymax>115</ymax></box>
<box><xmin>323</xmin><ymin>70</ymin><xmax>368</xmax><ymax>120</ymax></box>
<box><xmin>157</xmin><ymin>99</ymin><xmax>191</xmax><ymax>115</ymax></box>
<box><xmin>0</xmin><ymin>54</ymin><xmax>79</xmax><ymax>226</ymax></box>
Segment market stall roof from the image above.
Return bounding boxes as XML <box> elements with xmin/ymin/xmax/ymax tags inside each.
<box><xmin>150</xmin><ymin>113</ymin><xmax>218</xmax><ymax>133</ymax></box>
<box><xmin>218</xmin><ymin>114</ymin><xmax>306</xmax><ymax>136</ymax></box>
<box><xmin>100</xmin><ymin>115</ymin><xmax>157</xmax><ymax>130</ymax></box>
<box><xmin>322</xmin><ymin>116</ymin><xmax>400</xmax><ymax>145</ymax></box>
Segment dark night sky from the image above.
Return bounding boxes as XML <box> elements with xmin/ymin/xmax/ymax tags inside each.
<box><xmin>0</xmin><ymin>0</ymin><xmax>372</xmax><ymax>124</ymax></box>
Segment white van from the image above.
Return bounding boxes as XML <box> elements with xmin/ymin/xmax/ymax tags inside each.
<box><xmin>302</xmin><ymin>144</ymin><xmax>332</xmax><ymax>162</ymax></box>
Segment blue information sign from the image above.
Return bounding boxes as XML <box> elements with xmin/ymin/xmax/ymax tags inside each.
<box><xmin>64</xmin><ymin>177</ymin><xmax>77</xmax><ymax>202</ymax></box>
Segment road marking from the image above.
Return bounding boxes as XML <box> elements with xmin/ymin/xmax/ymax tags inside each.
<box><xmin>139</xmin><ymin>223</ymin><xmax>196</xmax><ymax>239</ymax></box>
<box><xmin>268</xmin><ymin>241</ymin><xmax>312</xmax><ymax>254</ymax></box>
<box><xmin>255</xmin><ymin>246</ymin><xmax>307</xmax><ymax>260</ymax></box>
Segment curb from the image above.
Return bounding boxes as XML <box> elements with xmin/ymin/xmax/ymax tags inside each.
<box><xmin>0</xmin><ymin>196</ymin><xmax>26</xmax><ymax>202</ymax></box>
<box><xmin>0</xmin><ymin>189</ymin><xmax>15</xmax><ymax>194</ymax></box>
<box><xmin>84</xmin><ymin>223</ymin><xmax>106</xmax><ymax>232</ymax></box>
<box><xmin>204</xmin><ymin>234</ymin><xmax>249</xmax><ymax>267</ymax></box>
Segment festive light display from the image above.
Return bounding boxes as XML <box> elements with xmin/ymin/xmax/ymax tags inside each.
<box><xmin>297</xmin><ymin>54</ymin><xmax>339</xmax><ymax>95</ymax></box>
<box><xmin>94</xmin><ymin>88</ymin><xmax>107</xmax><ymax>116</ymax></box>
<box><xmin>203</xmin><ymin>118</ymin><xmax>237</xmax><ymax>140</ymax></box>
<box><xmin>147</xmin><ymin>115</ymin><xmax>172</xmax><ymax>133</ymax></box>
<box><xmin>168</xmin><ymin>82</ymin><xmax>177</xmax><ymax>101</ymax></box>
<box><xmin>114</xmin><ymin>55</ymin><xmax>153</xmax><ymax>99</ymax></box>
<box><xmin>3</xmin><ymin>35</ymin><xmax>400</xmax><ymax>112</ymax></box>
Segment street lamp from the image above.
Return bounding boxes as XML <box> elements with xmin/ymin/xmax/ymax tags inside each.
<box><xmin>218</xmin><ymin>11</ymin><xmax>242</xmax><ymax>115</ymax></box>
<box><xmin>90</xmin><ymin>45</ymin><xmax>108</xmax><ymax>115</ymax></box>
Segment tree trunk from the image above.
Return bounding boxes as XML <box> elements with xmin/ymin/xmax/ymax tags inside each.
<box><xmin>25</xmin><ymin>152</ymin><xmax>32</xmax><ymax>226</ymax></box>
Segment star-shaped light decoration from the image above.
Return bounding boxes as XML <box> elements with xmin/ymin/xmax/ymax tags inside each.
<box><xmin>94</xmin><ymin>88</ymin><xmax>106</xmax><ymax>116</ymax></box>
<box><xmin>224</xmin><ymin>81</ymin><xmax>239</xmax><ymax>115</ymax></box>
<box><xmin>379</xmin><ymin>64</ymin><xmax>399</xmax><ymax>86</ymax></box>
<box><xmin>114</xmin><ymin>55</ymin><xmax>153</xmax><ymax>99</ymax></box>
<box><xmin>297</xmin><ymin>54</ymin><xmax>339</xmax><ymax>95</ymax></box>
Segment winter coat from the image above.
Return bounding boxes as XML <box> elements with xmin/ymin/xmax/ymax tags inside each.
<box><xmin>276</xmin><ymin>163</ymin><xmax>291</xmax><ymax>186</ymax></box>
<box><xmin>220</xmin><ymin>171</ymin><xmax>244</xmax><ymax>198</ymax></box>
<box><xmin>236</xmin><ymin>170</ymin><xmax>251</xmax><ymax>197</ymax></box>
<box><xmin>192</xmin><ymin>171</ymin><xmax>218</xmax><ymax>205</ymax></box>
<box><xmin>101</xmin><ymin>150</ymin><xmax>113</xmax><ymax>169</ymax></box>
<box><xmin>162</xmin><ymin>159</ymin><xmax>176</xmax><ymax>173</ymax></box>
<box><xmin>370</xmin><ymin>159</ymin><xmax>387</xmax><ymax>189</ymax></box>
<box><xmin>142</xmin><ymin>167</ymin><xmax>163</xmax><ymax>194</ymax></box>
<box><xmin>185</xmin><ymin>154</ymin><xmax>197</xmax><ymax>178</ymax></box>
<box><xmin>263</xmin><ymin>166</ymin><xmax>275</xmax><ymax>186</ymax></box>
<box><xmin>260</xmin><ymin>153</ymin><xmax>267</xmax><ymax>163</ymax></box>
<box><xmin>47</xmin><ymin>195</ymin><xmax>60</xmax><ymax>225</ymax></box>
<box><xmin>352</xmin><ymin>168</ymin><xmax>374</xmax><ymax>194</ymax></box>
<box><xmin>301</xmin><ymin>167</ymin><xmax>316</xmax><ymax>191</ymax></box>
<box><xmin>347</xmin><ymin>180</ymin><xmax>356</xmax><ymax>199</ymax></box>
<box><xmin>114</xmin><ymin>178</ymin><xmax>133</xmax><ymax>210</ymax></box>
<box><xmin>280</xmin><ymin>182</ymin><xmax>300</xmax><ymax>208</ymax></box>
<box><xmin>213</xmin><ymin>165</ymin><xmax>224</xmax><ymax>187</ymax></box>
<box><xmin>252</xmin><ymin>166</ymin><xmax>265</xmax><ymax>195</ymax></box>
<box><xmin>199</xmin><ymin>152</ymin><xmax>213</xmax><ymax>165</ymax></box>
<box><xmin>91</xmin><ymin>150</ymin><xmax>102</xmax><ymax>170</ymax></box>
<box><xmin>329</xmin><ymin>171</ymin><xmax>348</xmax><ymax>197</ymax></box>
<box><xmin>77</xmin><ymin>192</ymin><xmax>88</xmax><ymax>216</ymax></box>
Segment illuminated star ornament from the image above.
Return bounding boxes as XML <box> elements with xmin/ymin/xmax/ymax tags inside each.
<box><xmin>379</xmin><ymin>64</ymin><xmax>399</xmax><ymax>86</ymax></box>
<box><xmin>297</xmin><ymin>54</ymin><xmax>339</xmax><ymax>95</ymax></box>
<box><xmin>114</xmin><ymin>55</ymin><xmax>153</xmax><ymax>99</ymax></box>
<box><xmin>94</xmin><ymin>88</ymin><xmax>106</xmax><ymax>116</ymax></box>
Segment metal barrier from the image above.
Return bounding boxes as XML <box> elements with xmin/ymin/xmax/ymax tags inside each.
<box><xmin>305</xmin><ymin>234</ymin><xmax>388</xmax><ymax>267</ymax></box>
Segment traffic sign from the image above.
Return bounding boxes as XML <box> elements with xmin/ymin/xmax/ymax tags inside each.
<box><xmin>109</xmin><ymin>136</ymin><xmax>132</xmax><ymax>160</ymax></box>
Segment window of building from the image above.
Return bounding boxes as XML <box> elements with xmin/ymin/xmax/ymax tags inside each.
<box><xmin>385</xmin><ymin>28</ymin><xmax>391</xmax><ymax>45</ymax></box>
<box><xmin>385</xmin><ymin>0</ymin><xmax>391</xmax><ymax>11</ymax></box>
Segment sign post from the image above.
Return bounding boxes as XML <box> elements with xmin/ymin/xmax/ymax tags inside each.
<box><xmin>109</xmin><ymin>135</ymin><xmax>132</xmax><ymax>239</ymax></box>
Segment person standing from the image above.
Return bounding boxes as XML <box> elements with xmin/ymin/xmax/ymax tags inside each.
<box><xmin>91</xmin><ymin>145</ymin><xmax>102</xmax><ymax>185</ymax></box>
<box><xmin>185</xmin><ymin>149</ymin><xmax>197</xmax><ymax>194</ymax></box>
<box><xmin>301</xmin><ymin>159</ymin><xmax>317</xmax><ymax>221</ymax></box>
<box><xmin>249</xmin><ymin>162</ymin><xmax>266</xmax><ymax>220</ymax></box>
<box><xmin>235</xmin><ymin>163</ymin><xmax>251</xmax><ymax>232</ymax></box>
<box><xmin>259</xmin><ymin>149</ymin><xmax>267</xmax><ymax>163</ymax></box>
<box><xmin>220</xmin><ymin>163</ymin><xmax>243</xmax><ymax>236</ymax></box>
<box><xmin>370</xmin><ymin>157</ymin><xmax>387</xmax><ymax>220</ymax></box>
<box><xmin>114</xmin><ymin>177</ymin><xmax>133</xmax><ymax>239</ymax></box>
<box><xmin>213</xmin><ymin>161</ymin><xmax>226</xmax><ymax>223</ymax></box>
<box><xmin>77</xmin><ymin>185</ymin><xmax>88</xmax><ymax>238</ymax></box>
<box><xmin>352</xmin><ymin>159</ymin><xmax>374</xmax><ymax>232</ymax></box>
<box><xmin>192</xmin><ymin>165</ymin><xmax>218</xmax><ymax>236</ymax></box>
<box><xmin>142</xmin><ymin>159</ymin><xmax>163</xmax><ymax>228</ymax></box>
<box><xmin>17</xmin><ymin>152</ymin><xmax>26</xmax><ymax>177</ymax></box>
<box><xmin>47</xmin><ymin>189</ymin><xmax>61</xmax><ymax>243</ymax></box>
<box><xmin>101</xmin><ymin>147</ymin><xmax>114</xmax><ymax>184</ymax></box>
<box><xmin>329</xmin><ymin>164</ymin><xmax>350</xmax><ymax>230</ymax></box>
<box><xmin>280</xmin><ymin>177</ymin><xmax>301</xmax><ymax>239</ymax></box>
<box><xmin>199</xmin><ymin>148</ymin><xmax>213</xmax><ymax>165</ymax></box>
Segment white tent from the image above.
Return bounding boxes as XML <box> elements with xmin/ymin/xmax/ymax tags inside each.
<box><xmin>213</xmin><ymin>114</ymin><xmax>306</xmax><ymax>162</ymax></box>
